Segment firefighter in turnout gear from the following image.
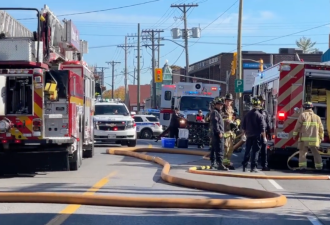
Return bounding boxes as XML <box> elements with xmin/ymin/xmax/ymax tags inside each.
<box><xmin>205</xmin><ymin>100</ymin><xmax>215</xmax><ymax>151</ymax></box>
<box><xmin>292</xmin><ymin>102</ymin><xmax>324</xmax><ymax>170</ymax></box>
<box><xmin>258</xmin><ymin>94</ymin><xmax>271</xmax><ymax>171</ymax></box>
<box><xmin>210</xmin><ymin>97</ymin><xmax>228</xmax><ymax>171</ymax></box>
<box><xmin>222</xmin><ymin>93</ymin><xmax>236</xmax><ymax>169</ymax></box>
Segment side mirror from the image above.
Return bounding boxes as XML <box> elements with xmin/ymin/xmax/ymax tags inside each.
<box><xmin>130</xmin><ymin>111</ymin><xmax>136</xmax><ymax>116</ymax></box>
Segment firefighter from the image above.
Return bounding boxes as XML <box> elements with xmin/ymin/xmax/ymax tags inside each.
<box><xmin>205</xmin><ymin>100</ymin><xmax>215</xmax><ymax>151</ymax></box>
<box><xmin>210</xmin><ymin>97</ymin><xmax>228</xmax><ymax>171</ymax></box>
<box><xmin>155</xmin><ymin>107</ymin><xmax>181</xmax><ymax>142</ymax></box>
<box><xmin>292</xmin><ymin>102</ymin><xmax>324</xmax><ymax>170</ymax></box>
<box><xmin>222</xmin><ymin>93</ymin><xmax>236</xmax><ymax>169</ymax></box>
<box><xmin>258</xmin><ymin>94</ymin><xmax>271</xmax><ymax>171</ymax></box>
<box><xmin>241</xmin><ymin>97</ymin><xmax>267</xmax><ymax>172</ymax></box>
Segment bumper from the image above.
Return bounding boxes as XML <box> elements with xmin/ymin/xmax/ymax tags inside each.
<box><xmin>0</xmin><ymin>137</ymin><xmax>75</xmax><ymax>145</ymax></box>
<box><xmin>94</xmin><ymin>129</ymin><xmax>136</xmax><ymax>142</ymax></box>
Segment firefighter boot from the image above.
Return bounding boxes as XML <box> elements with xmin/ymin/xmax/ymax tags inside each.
<box><xmin>217</xmin><ymin>163</ymin><xmax>229</xmax><ymax>171</ymax></box>
<box><xmin>210</xmin><ymin>161</ymin><xmax>217</xmax><ymax>169</ymax></box>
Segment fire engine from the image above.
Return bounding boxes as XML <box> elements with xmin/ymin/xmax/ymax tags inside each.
<box><xmin>160</xmin><ymin>82</ymin><xmax>220</xmax><ymax>128</ymax></box>
<box><xmin>0</xmin><ymin>6</ymin><xmax>95</xmax><ymax>172</ymax></box>
<box><xmin>252</xmin><ymin>61</ymin><xmax>330</xmax><ymax>168</ymax></box>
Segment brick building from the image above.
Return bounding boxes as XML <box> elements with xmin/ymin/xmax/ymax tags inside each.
<box><xmin>188</xmin><ymin>48</ymin><xmax>323</xmax><ymax>95</ymax></box>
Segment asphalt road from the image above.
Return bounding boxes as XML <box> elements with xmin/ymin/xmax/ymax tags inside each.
<box><xmin>0</xmin><ymin>139</ymin><xmax>329</xmax><ymax>225</ymax></box>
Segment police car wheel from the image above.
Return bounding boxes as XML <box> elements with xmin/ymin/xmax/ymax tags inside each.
<box><xmin>140</xmin><ymin>129</ymin><xmax>153</xmax><ymax>139</ymax></box>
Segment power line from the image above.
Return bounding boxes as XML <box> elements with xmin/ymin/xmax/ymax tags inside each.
<box><xmin>229</xmin><ymin>22</ymin><xmax>330</xmax><ymax>52</ymax></box>
<box><xmin>17</xmin><ymin>0</ymin><xmax>160</xmax><ymax>20</ymax></box>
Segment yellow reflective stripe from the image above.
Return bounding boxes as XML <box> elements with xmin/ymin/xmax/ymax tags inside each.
<box><xmin>293</xmin><ymin>132</ymin><xmax>298</xmax><ymax>135</ymax></box>
<box><xmin>300</xmin><ymin>137</ymin><xmax>319</xmax><ymax>141</ymax></box>
<box><xmin>302</xmin><ymin>122</ymin><xmax>319</xmax><ymax>126</ymax></box>
<box><xmin>299</xmin><ymin>162</ymin><xmax>307</xmax><ymax>166</ymax></box>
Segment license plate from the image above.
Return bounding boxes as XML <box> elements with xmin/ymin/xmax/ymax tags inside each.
<box><xmin>108</xmin><ymin>134</ymin><xmax>116</xmax><ymax>139</ymax></box>
<box><xmin>277</xmin><ymin>132</ymin><xmax>289</xmax><ymax>139</ymax></box>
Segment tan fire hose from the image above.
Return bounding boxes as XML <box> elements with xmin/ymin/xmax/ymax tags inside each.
<box><xmin>0</xmin><ymin>147</ymin><xmax>286</xmax><ymax>209</ymax></box>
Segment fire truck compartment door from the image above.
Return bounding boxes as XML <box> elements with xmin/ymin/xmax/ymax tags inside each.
<box><xmin>0</xmin><ymin>75</ymin><xmax>6</xmax><ymax>116</ymax></box>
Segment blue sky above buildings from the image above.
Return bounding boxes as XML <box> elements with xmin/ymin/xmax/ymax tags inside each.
<box><xmin>4</xmin><ymin>0</ymin><xmax>330</xmax><ymax>88</ymax></box>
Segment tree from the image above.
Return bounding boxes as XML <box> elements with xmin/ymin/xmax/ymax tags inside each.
<box><xmin>170</xmin><ymin>65</ymin><xmax>183</xmax><ymax>70</ymax></box>
<box><xmin>102</xmin><ymin>86</ymin><xmax>125</xmax><ymax>101</ymax></box>
<box><xmin>295</xmin><ymin>37</ymin><xmax>317</xmax><ymax>53</ymax></box>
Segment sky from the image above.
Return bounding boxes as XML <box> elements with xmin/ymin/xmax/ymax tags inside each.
<box><xmin>2</xmin><ymin>0</ymin><xmax>330</xmax><ymax>89</ymax></box>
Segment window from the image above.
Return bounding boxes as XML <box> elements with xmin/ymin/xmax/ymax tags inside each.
<box><xmin>134</xmin><ymin>117</ymin><xmax>143</xmax><ymax>122</ymax></box>
<box><xmin>164</xmin><ymin>91</ymin><xmax>171</xmax><ymax>100</ymax></box>
<box><xmin>163</xmin><ymin>113</ymin><xmax>170</xmax><ymax>120</ymax></box>
<box><xmin>146</xmin><ymin>116</ymin><xmax>159</xmax><ymax>122</ymax></box>
<box><xmin>179</xmin><ymin>96</ymin><xmax>213</xmax><ymax>111</ymax></box>
<box><xmin>95</xmin><ymin>105</ymin><xmax>129</xmax><ymax>116</ymax></box>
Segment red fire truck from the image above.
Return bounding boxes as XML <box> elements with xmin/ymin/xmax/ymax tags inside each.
<box><xmin>0</xmin><ymin>6</ymin><xmax>95</xmax><ymax>172</ymax></box>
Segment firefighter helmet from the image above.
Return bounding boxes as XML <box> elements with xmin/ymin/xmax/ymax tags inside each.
<box><xmin>303</xmin><ymin>102</ymin><xmax>313</xmax><ymax>109</ymax></box>
<box><xmin>225</xmin><ymin>93</ymin><xmax>234</xmax><ymax>101</ymax></box>
<box><xmin>258</xmin><ymin>94</ymin><xmax>266</xmax><ymax>101</ymax></box>
<box><xmin>214</xmin><ymin>97</ymin><xmax>224</xmax><ymax>105</ymax></box>
<box><xmin>251</xmin><ymin>96</ymin><xmax>261</xmax><ymax>106</ymax></box>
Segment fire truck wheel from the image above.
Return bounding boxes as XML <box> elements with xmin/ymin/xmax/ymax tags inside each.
<box><xmin>83</xmin><ymin>143</ymin><xmax>94</xmax><ymax>158</ymax></box>
<box><xmin>127</xmin><ymin>139</ymin><xmax>137</xmax><ymax>147</ymax></box>
<box><xmin>70</xmin><ymin>135</ymin><xmax>83</xmax><ymax>171</ymax></box>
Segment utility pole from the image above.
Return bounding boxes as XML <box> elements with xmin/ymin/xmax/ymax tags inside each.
<box><xmin>133</xmin><ymin>67</ymin><xmax>136</xmax><ymax>85</ymax></box>
<box><xmin>105</xmin><ymin>61</ymin><xmax>121</xmax><ymax>98</ymax></box>
<box><xmin>171</xmin><ymin>3</ymin><xmax>198</xmax><ymax>81</ymax></box>
<box><xmin>137</xmin><ymin>23</ymin><xmax>141</xmax><ymax>112</ymax></box>
<box><xmin>157</xmin><ymin>32</ymin><xmax>160</xmax><ymax>67</ymax></box>
<box><xmin>236</xmin><ymin>0</ymin><xmax>243</xmax><ymax>118</ymax></box>
<box><xmin>142</xmin><ymin>29</ymin><xmax>164</xmax><ymax>108</ymax></box>
<box><xmin>118</xmin><ymin>36</ymin><xmax>135</xmax><ymax>105</ymax></box>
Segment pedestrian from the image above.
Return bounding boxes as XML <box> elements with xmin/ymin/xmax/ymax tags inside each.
<box><xmin>155</xmin><ymin>107</ymin><xmax>181</xmax><ymax>142</ymax></box>
<box><xmin>205</xmin><ymin>100</ymin><xmax>215</xmax><ymax>151</ymax></box>
<box><xmin>210</xmin><ymin>97</ymin><xmax>228</xmax><ymax>171</ymax></box>
<box><xmin>292</xmin><ymin>102</ymin><xmax>324</xmax><ymax>170</ymax></box>
<box><xmin>222</xmin><ymin>93</ymin><xmax>236</xmax><ymax>169</ymax></box>
<box><xmin>258</xmin><ymin>94</ymin><xmax>271</xmax><ymax>171</ymax></box>
<box><xmin>241</xmin><ymin>96</ymin><xmax>267</xmax><ymax>172</ymax></box>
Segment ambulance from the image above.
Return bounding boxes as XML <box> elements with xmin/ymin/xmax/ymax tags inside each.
<box><xmin>160</xmin><ymin>82</ymin><xmax>220</xmax><ymax>128</ymax></box>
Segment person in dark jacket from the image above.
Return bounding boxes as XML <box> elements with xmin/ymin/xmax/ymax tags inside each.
<box><xmin>241</xmin><ymin>97</ymin><xmax>267</xmax><ymax>172</ymax></box>
<box><xmin>155</xmin><ymin>107</ymin><xmax>181</xmax><ymax>142</ymax></box>
<box><xmin>258</xmin><ymin>94</ymin><xmax>271</xmax><ymax>171</ymax></box>
<box><xmin>210</xmin><ymin>97</ymin><xmax>228</xmax><ymax>171</ymax></box>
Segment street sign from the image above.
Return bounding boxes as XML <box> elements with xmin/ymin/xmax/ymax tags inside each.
<box><xmin>235</xmin><ymin>79</ymin><xmax>244</xmax><ymax>93</ymax></box>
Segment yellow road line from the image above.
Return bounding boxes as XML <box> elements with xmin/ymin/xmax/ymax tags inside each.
<box><xmin>45</xmin><ymin>171</ymin><xmax>117</xmax><ymax>225</ymax></box>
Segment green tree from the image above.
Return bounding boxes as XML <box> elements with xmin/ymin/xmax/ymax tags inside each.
<box><xmin>295</xmin><ymin>37</ymin><xmax>316</xmax><ymax>53</ymax></box>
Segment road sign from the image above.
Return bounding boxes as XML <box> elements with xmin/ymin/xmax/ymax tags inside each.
<box><xmin>235</xmin><ymin>79</ymin><xmax>244</xmax><ymax>93</ymax></box>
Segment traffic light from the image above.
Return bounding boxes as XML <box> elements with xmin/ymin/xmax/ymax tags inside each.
<box><xmin>259</xmin><ymin>59</ymin><xmax>264</xmax><ymax>72</ymax></box>
<box><xmin>154</xmin><ymin>68</ymin><xmax>163</xmax><ymax>83</ymax></box>
<box><xmin>231</xmin><ymin>62</ymin><xmax>236</xmax><ymax>75</ymax></box>
<box><xmin>231</xmin><ymin>52</ymin><xmax>237</xmax><ymax>75</ymax></box>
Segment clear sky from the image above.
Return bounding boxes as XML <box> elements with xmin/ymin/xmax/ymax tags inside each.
<box><xmin>3</xmin><ymin>0</ymin><xmax>330</xmax><ymax>89</ymax></box>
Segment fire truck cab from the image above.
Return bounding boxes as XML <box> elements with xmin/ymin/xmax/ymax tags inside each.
<box><xmin>0</xmin><ymin>6</ymin><xmax>95</xmax><ymax>172</ymax></box>
<box><xmin>252</xmin><ymin>61</ymin><xmax>330</xmax><ymax>169</ymax></box>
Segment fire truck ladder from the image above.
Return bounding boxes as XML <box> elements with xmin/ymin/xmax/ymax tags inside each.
<box><xmin>0</xmin><ymin>10</ymin><xmax>33</xmax><ymax>38</ymax></box>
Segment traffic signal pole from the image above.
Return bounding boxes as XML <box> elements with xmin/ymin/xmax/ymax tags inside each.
<box><xmin>236</xmin><ymin>0</ymin><xmax>243</xmax><ymax>118</ymax></box>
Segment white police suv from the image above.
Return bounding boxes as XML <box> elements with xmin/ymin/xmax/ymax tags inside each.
<box><xmin>93</xmin><ymin>99</ymin><xmax>137</xmax><ymax>147</ymax></box>
<box><xmin>133</xmin><ymin>115</ymin><xmax>162</xmax><ymax>139</ymax></box>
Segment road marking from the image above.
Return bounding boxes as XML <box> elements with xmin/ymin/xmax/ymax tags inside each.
<box><xmin>307</xmin><ymin>216</ymin><xmax>323</xmax><ymax>225</ymax></box>
<box><xmin>148</xmin><ymin>144</ymin><xmax>153</xmax><ymax>148</ymax></box>
<box><xmin>45</xmin><ymin>171</ymin><xmax>117</xmax><ymax>225</ymax></box>
<box><xmin>267</xmin><ymin>179</ymin><xmax>283</xmax><ymax>190</ymax></box>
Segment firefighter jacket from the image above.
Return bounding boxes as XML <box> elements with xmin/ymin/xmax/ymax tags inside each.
<box><xmin>205</xmin><ymin>111</ymin><xmax>211</xmax><ymax>122</ymax></box>
<box><xmin>292</xmin><ymin>109</ymin><xmax>324</xmax><ymax>147</ymax></box>
<box><xmin>242</xmin><ymin>108</ymin><xmax>266</xmax><ymax>137</ymax></box>
<box><xmin>259</xmin><ymin>108</ymin><xmax>271</xmax><ymax>138</ymax></box>
<box><xmin>222</xmin><ymin>105</ymin><xmax>234</xmax><ymax>138</ymax></box>
<box><xmin>210</xmin><ymin>108</ymin><xmax>224</xmax><ymax>137</ymax></box>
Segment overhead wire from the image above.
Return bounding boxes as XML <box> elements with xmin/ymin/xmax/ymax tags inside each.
<box><xmin>17</xmin><ymin>0</ymin><xmax>161</xmax><ymax>20</ymax></box>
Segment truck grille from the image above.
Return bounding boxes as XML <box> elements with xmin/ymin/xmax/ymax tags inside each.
<box><xmin>96</xmin><ymin>121</ymin><xmax>126</xmax><ymax>131</ymax></box>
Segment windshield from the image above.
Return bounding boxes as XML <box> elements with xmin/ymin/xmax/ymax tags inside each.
<box><xmin>179</xmin><ymin>96</ymin><xmax>213</xmax><ymax>111</ymax></box>
<box><xmin>95</xmin><ymin>105</ymin><xmax>129</xmax><ymax>116</ymax></box>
